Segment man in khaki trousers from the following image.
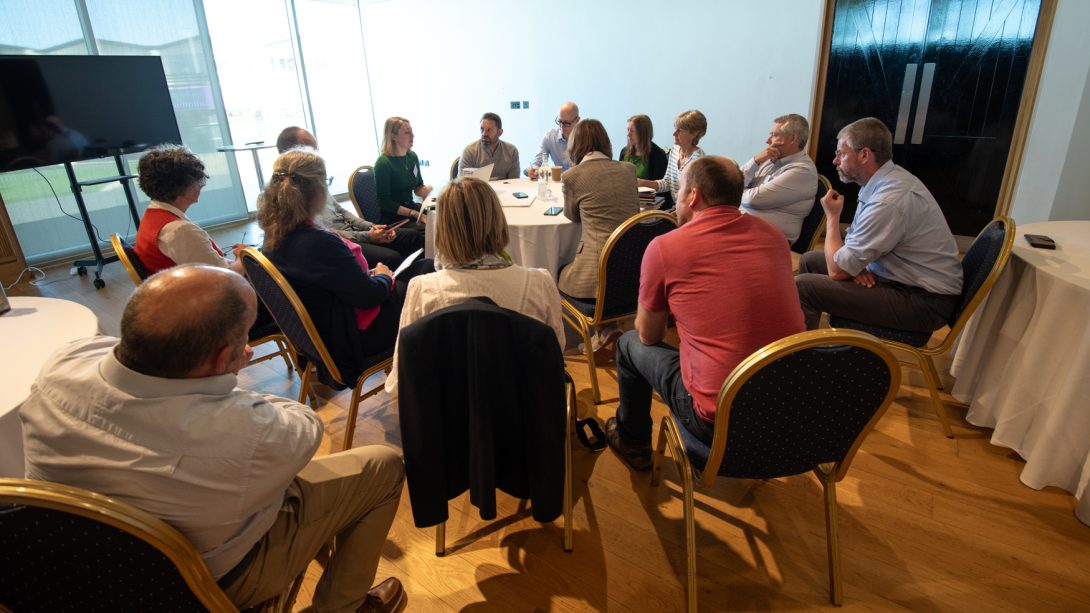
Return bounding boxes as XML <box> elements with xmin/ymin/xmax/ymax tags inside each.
<box><xmin>20</xmin><ymin>265</ymin><xmax>406</xmax><ymax>612</ymax></box>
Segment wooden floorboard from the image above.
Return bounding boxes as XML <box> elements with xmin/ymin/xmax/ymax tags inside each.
<box><xmin>8</xmin><ymin>220</ymin><xmax>1090</xmax><ymax>611</ymax></box>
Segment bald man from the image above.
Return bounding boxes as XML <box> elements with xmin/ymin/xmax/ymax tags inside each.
<box><xmin>20</xmin><ymin>265</ymin><xmax>406</xmax><ymax>612</ymax></box>
<box><xmin>525</xmin><ymin>100</ymin><xmax>579</xmax><ymax>179</ymax></box>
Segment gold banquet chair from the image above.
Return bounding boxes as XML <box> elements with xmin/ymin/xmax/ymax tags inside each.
<box><xmin>829</xmin><ymin>216</ymin><xmax>1015</xmax><ymax>437</ymax></box>
<box><xmin>560</xmin><ymin>210</ymin><xmax>678</xmax><ymax>403</ymax></box>
<box><xmin>650</xmin><ymin>329</ymin><xmax>900</xmax><ymax>611</ymax></box>
<box><xmin>0</xmin><ymin>478</ymin><xmax>304</xmax><ymax>612</ymax></box>
<box><xmin>347</xmin><ymin>165</ymin><xmax>384</xmax><ymax>223</ymax></box>
<box><xmin>110</xmin><ymin>232</ymin><xmax>149</xmax><ymax>285</ymax></box>
<box><xmin>791</xmin><ymin>174</ymin><xmax>832</xmax><ymax>255</ymax></box>
<box><xmin>240</xmin><ymin>247</ymin><xmax>391</xmax><ymax>451</ymax></box>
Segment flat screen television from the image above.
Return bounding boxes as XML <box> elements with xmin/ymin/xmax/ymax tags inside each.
<box><xmin>0</xmin><ymin>55</ymin><xmax>182</xmax><ymax>172</ymax></box>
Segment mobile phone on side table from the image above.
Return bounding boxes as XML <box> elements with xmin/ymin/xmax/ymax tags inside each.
<box><xmin>544</xmin><ymin>206</ymin><xmax>563</xmax><ymax>216</ymax></box>
<box><xmin>1024</xmin><ymin>234</ymin><xmax>1056</xmax><ymax>249</ymax></box>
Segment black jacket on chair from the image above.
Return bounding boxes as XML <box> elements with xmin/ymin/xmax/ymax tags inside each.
<box><xmin>397</xmin><ymin>297</ymin><xmax>566</xmax><ymax>527</ymax></box>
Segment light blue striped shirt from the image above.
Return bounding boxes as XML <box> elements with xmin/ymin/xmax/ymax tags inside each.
<box><xmin>528</xmin><ymin>128</ymin><xmax>571</xmax><ymax>172</ymax></box>
<box><xmin>835</xmin><ymin>161</ymin><xmax>963</xmax><ymax>295</ymax></box>
<box><xmin>655</xmin><ymin>145</ymin><xmax>704</xmax><ymax>201</ymax></box>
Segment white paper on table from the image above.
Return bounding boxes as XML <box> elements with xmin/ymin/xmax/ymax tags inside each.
<box><xmin>391</xmin><ymin>248</ymin><xmax>423</xmax><ymax>279</ymax></box>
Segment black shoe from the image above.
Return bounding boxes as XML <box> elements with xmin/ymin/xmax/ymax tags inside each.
<box><xmin>605</xmin><ymin>417</ymin><xmax>653</xmax><ymax>471</ymax></box>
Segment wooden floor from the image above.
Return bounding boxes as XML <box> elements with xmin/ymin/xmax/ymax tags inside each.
<box><xmin>10</xmin><ymin>225</ymin><xmax>1090</xmax><ymax>612</ymax></box>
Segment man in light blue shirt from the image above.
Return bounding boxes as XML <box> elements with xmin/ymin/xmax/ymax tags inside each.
<box><xmin>525</xmin><ymin>100</ymin><xmax>578</xmax><ymax>179</ymax></box>
<box><xmin>795</xmin><ymin>117</ymin><xmax>963</xmax><ymax>332</ymax></box>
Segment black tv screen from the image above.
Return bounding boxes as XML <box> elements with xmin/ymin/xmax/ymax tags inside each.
<box><xmin>0</xmin><ymin>55</ymin><xmax>182</xmax><ymax>171</ymax></box>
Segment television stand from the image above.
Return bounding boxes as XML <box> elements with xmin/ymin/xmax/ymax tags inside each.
<box><xmin>64</xmin><ymin>154</ymin><xmax>142</xmax><ymax>289</ymax></box>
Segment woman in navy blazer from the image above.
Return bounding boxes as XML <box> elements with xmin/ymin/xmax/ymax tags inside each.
<box><xmin>258</xmin><ymin>150</ymin><xmax>404</xmax><ymax>382</ymax></box>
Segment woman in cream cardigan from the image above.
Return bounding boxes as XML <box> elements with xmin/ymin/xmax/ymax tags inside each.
<box><xmin>385</xmin><ymin>177</ymin><xmax>564</xmax><ymax>393</ymax></box>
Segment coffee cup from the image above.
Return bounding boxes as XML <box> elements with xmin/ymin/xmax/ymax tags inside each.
<box><xmin>550</xmin><ymin>166</ymin><xmax>562</xmax><ymax>182</ymax></box>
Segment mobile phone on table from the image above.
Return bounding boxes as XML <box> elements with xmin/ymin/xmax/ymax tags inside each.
<box><xmin>544</xmin><ymin>206</ymin><xmax>563</xmax><ymax>216</ymax></box>
<box><xmin>513</xmin><ymin>192</ymin><xmax>529</xmax><ymax>199</ymax></box>
<box><xmin>1024</xmin><ymin>234</ymin><xmax>1056</xmax><ymax>249</ymax></box>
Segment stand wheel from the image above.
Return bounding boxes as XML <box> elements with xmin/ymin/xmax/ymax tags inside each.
<box><xmin>93</xmin><ymin>278</ymin><xmax>106</xmax><ymax>290</ymax></box>
<box><xmin>77</xmin><ymin>266</ymin><xmax>88</xmax><ymax>276</ymax></box>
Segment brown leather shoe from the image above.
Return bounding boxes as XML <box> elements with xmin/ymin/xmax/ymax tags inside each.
<box><xmin>357</xmin><ymin>577</ymin><xmax>406</xmax><ymax>612</ymax></box>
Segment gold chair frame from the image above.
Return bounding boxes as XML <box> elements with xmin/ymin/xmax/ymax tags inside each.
<box><xmin>649</xmin><ymin>329</ymin><xmax>901</xmax><ymax>611</ymax></box>
<box><xmin>874</xmin><ymin>216</ymin><xmax>1014</xmax><ymax>438</ymax></box>
<box><xmin>804</xmin><ymin>174</ymin><xmax>833</xmax><ymax>254</ymax></box>
<box><xmin>110</xmin><ymin>232</ymin><xmax>144</xmax><ymax>286</ymax></box>
<box><xmin>434</xmin><ymin>377</ymin><xmax>577</xmax><ymax>556</ymax></box>
<box><xmin>240</xmin><ymin>248</ymin><xmax>391</xmax><ymax>451</ymax></box>
<box><xmin>0</xmin><ymin>478</ymin><xmax>304</xmax><ymax>612</ymax></box>
<box><xmin>561</xmin><ymin>210</ymin><xmax>678</xmax><ymax>404</ymax></box>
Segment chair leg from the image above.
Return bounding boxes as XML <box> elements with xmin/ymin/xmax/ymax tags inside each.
<box><xmin>823</xmin><ymin>478</ymin><xmax>843</xmax><ymax>605</ymax></box>
<box><xmin>581</xmin><ymin>328</ymin><xmax>602</xmax><ymax>404</ymax></box>
<box><xmin>652</xmin><ymin>418</ymin><xmax>698</xmax><ymax>612</ymax></box>
<box><xmin>435</xmin><ymin>522</ymin><xmax>446</xmax><ymax>556</ymax></box>
<box><xmin>297</xmin><ymin>364</ymin><xmax>313</xmax><ymax>406</ymax></box>
<box><xmin>919</xmin><ymin>353</ymin><xmax>953</xmax><ymax>438</ymax></box>
<box><xmin>343</xmin><ymin>385</ymin><xmax>363</xmax><ymax>452</ymax></box>
<box><xmin>564</xmin><ymin>382</ymin><xmax>575</xmax><ymax>552</ymax></box>
<box><xmin>273</xmin><ymin>338</ymin><xmax>294</xmax><ymax>376</ymax></box>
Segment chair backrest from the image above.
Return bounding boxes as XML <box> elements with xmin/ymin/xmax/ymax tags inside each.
<box><xmin>449</xmin><ymin>157</ymin><xmax>460</xmax><ymax>180</ymax></box>
<box><xmin>347</xmin><ymin>165</ymin><xmax>383</xmax><ymax>223</ymax></box>
<box><xmin>790</xmin><ymin>174</ymin><xmax>831</xmax><ymax>254</ymax></box>
<box><xmin>592</xmin><ymin>210</ymin><xmax>678</xmax><ymax>322</ymax></box>
<box><xmin>396</xmin><ymin>298</ymin><xmax>567</xmax><ymax>527</ymax></box>
<box><xmin>110</xmin><ymin>232</ymin><xmax>149</xmax><ymax>285</ymax></box>
<box><xmin>0</xmin><ymin>478</ymin><xmax>236</xmax><ymax>612</ymax></box>
<box><xmin>699</xmin><ymin>329</ymin><xmax>899</xmax><ymax>486</ymax></box>
<box><xmin>239</xmin><ymin>247</ymin><xmax>345</xmax><ymax>386</ymax></box>
<box><xmin>946</xmin><ymin>216</ymin><xmax>1015</xmax><ymax>335</ymax></box>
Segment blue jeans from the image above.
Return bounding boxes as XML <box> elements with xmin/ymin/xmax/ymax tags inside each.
<box><xmin>614</xmin><ymin>331</ymin><xmax>715</xmax><ymax>447</ymax></box>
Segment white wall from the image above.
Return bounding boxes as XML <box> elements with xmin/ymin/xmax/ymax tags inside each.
<box><xmin>358</xmin><ymin>0</ymin><xmax>824</xmax><ymax>186</ymax></box>
<box><xmin>1010</xmin><ymin>0</ymin><xmax>1090</xmax><ymax>224</ymax></box>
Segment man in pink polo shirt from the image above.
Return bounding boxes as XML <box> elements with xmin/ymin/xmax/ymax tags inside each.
<box><xmin>606</xmin><ymin>156</ymin><xmax>805</xmax><ymax>470</ymax></box>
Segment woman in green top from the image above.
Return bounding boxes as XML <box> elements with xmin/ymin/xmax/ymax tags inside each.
<box><xmin>618</xmin><ymin>114</ymin><xmax>667</xmax><ymax>181</ymax></box>
<box><xmin>374</xmin><ymin>116</ymin><xmax>433</xmax><ymax>225</ymax></box>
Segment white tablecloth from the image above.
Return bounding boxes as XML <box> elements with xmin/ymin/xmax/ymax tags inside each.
<box><xmin>950</xmin><ymin>221</ymin><xmax>1090</xmax><ymax>525</ymax></box>
<box><xmin>425</xmin><ymin>178</ymin><xmax>581</xmax><ymax>279</ymax></box>
<box><xmin>0</xmin><ymin>296</ymin><xmax>99</xmax><ymax>477</ymax></box>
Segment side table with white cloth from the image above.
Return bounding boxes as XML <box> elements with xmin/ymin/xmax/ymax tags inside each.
<box><xmin>425</xmin><ymin>177</ymin><xmax>581</xmax><ymax>279</ymax></box>
<box><xmin>950</xmin><ymin>221</ymin><xmax>1090</xmax><ymax>526</ymax></box>
<box><xmin>0</xmin><ymin>297</ymin><xmax>100</xmax><ymax>477</ymax></box>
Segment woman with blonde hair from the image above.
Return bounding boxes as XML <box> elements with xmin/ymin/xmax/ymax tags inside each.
<box><xmin>619</xmin><ymin>114</ymin><xmax>667</xmax><ymax>181</ymax></box>
<box><xmin>259</xmin><ymin>149</ymin><xmax>405</xmax><ymax>380</ymax></box>
<box><xmin>373</xmin><ymin>116</ymin><xmax>432</xmax><ymax>225</ymax></box>
<box><xmin>384</xmin><ymin>177</ymin><xmax>564</xmax><ymax>392</ymax></box>
<box><xmin>637</xmin><ymin>109</ymin><xmax>707</xmax><ymax>205</ymax></box>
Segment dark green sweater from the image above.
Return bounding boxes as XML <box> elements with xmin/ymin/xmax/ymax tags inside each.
<box><xmin>374</xmin><ymin>151</ymin><xmax>423</xmax><ymax>216</ymax></box>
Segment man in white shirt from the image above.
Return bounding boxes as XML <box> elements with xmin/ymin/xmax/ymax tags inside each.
<box><xmin>20</xmin><ymin>265</ymin><xmax>407</xmax><ymax>612</ymax></box>
<box><xmin>739</xmin><ymin>113</ymin><xmax>819</xmax><ymax>244</ymax></box>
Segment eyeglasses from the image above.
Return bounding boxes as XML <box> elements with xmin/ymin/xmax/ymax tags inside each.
<box><xmin>833</xmin><ymin>147</ymin><xmax>864</xmax><ymax>161</ymax></box>
<box><xmin>555</xmin><ymin>117</ymin><xmax>578</xmax><ymax>127</ymax></box>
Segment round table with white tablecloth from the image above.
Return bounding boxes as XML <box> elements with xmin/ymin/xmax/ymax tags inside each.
<box><xmin>950</xmin><ymin>221</ymin><xmax>1090</xmax><ymax>525</ymax></box>
<box><xmin>0</xmin><ymin>296</ymin><xmax>100</xmax><ymax>477</ymax></box>
<box><xmin>424</xmin><ymin>178</ymin><xmax>582</xmax><ymax>279</ymax></box>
